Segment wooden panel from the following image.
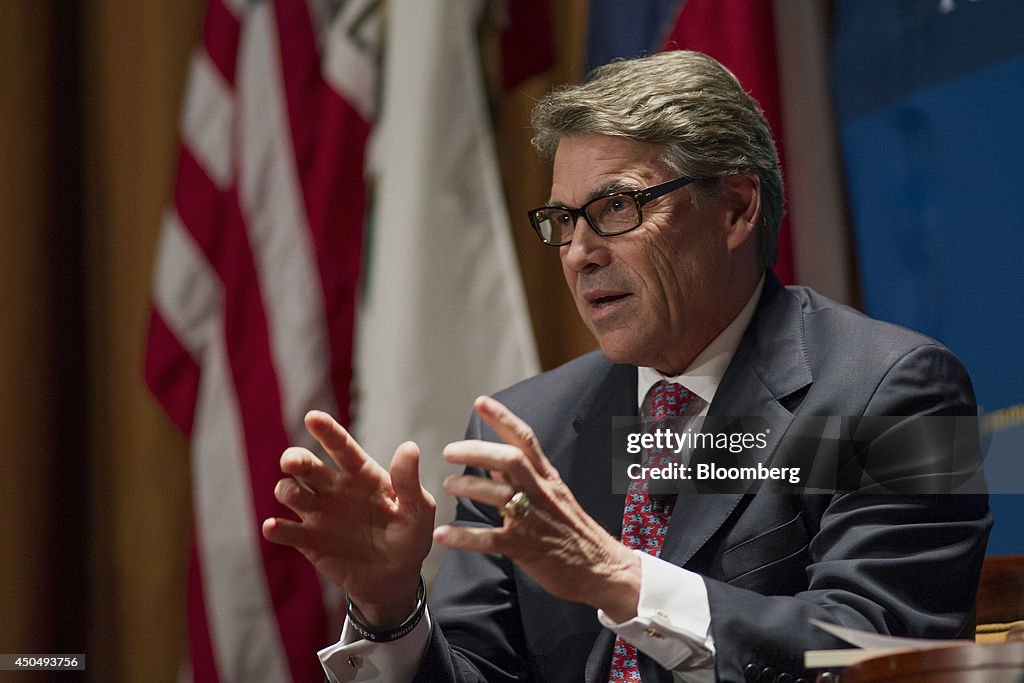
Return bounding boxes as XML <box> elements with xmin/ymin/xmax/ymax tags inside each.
<box><xmin>977</xmin><ymin>555</ymin><xmax>1024</xmax><ymax>626</ymax></box>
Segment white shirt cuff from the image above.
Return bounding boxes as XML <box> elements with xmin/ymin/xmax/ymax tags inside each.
<box><xmin>597</xmin><ymin>551</ymin><xmax>716</xmax><ymax>671</ymax></box>
<box><xmin>318</xmin><ymin>608</ymin><xmax>431</xmax><ymax>683</ymax></box>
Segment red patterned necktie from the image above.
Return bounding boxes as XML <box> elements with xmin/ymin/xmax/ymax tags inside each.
<box><xmin>608</xmin><ymin>381</ymin><xmax>694</xmax><ymax>682</ymax></box>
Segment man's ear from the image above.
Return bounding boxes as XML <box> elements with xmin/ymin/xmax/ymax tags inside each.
<box><xmin>721</xmin><ymin>174</ymin><xmax>761</xmax><ymax>252</ymax></box>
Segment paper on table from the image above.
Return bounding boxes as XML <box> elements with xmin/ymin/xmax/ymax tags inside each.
<box><xmin>809</xmin><ymin>618</ymin><xmax>970</xmax><ymax>650</ymax></box>
<box><xmin>804</xmin><ymin>618</ymin><xmax>970</xmax><ymax>669</ymax></box>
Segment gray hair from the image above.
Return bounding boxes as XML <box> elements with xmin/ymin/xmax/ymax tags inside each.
<box><xmin>531</xmin><ymin>50</ymin><xmax>784</xmax><ymax>269</ymax></box>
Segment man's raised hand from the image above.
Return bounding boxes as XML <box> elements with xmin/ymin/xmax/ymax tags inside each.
<box><xmin>262</xmin><ymin>410</ymin><xmax>435</xmax><ymax>629</ymax></box>
<box><xmin>435</xmin><ymin>396</ymin><xmax>640</xmax><ymax>622</ymax></box>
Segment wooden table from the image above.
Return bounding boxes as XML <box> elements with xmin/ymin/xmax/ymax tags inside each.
<box><xmin>834</xmin><ymin>641</ymin><xmax>1024</xmax><ymax>682</ymax></box>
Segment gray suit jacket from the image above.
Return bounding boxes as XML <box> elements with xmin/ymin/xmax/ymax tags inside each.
<box><xmin>414</xmin><ymin>273</ymin><xmax>991</xmax><ymax>683</ymax></box>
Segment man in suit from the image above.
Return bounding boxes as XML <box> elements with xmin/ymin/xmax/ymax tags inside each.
<box><xmin>262</xmin><ymin>51</ymin><xmax>990</xmax><ymax>682</ymax></box>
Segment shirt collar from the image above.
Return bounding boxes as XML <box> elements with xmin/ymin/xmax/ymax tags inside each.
<box><xmin>637</xmin><ymin>275</ymin><xmax>765</xmax><ymax>410</ymax></box>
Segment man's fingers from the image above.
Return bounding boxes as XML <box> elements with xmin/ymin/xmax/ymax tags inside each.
<box><xmin>279</xmin><ymin>446</ymin><xmax>335</xmax><ymax>493</ymax></box>
<box><xmin>433</xmin><ymin>524</ymin><xmax>500</xmax><ymax>554</ymax></box>
<box><xmin>262</xmin><ymin>516</ymin><xmax>317</xmax><ymax>551</ymax></box>
<box><xmin>443</xmin><ymin>440</ymin><xmax>538</xmax><ymax>485</ymax></box>
<box><xmin>443</xmin><ymin>473</ymin><xmax>516</xmax><ymax>510</ymax></box>
<box><xmin>390</xmin><ymin>441</ymin><xmax>436</xmax><ymax>516</ymax></box>
<box><xmin>473</xmin><ymin>396</ymin><xmax>557</xmax><ymax>478</ymax></box>
<box><xmin>470</xmin><ymin>395</ymin><xmax>557</xmax><ymax>481</ymax></box>
<box><xmin>274</xmin><ymin>477</ymin><xmax>320</xmax><ymax>515</ymax></box>
<box><xmin>305</xmin><ymin>410</ymin><xmax>374</xmax><ymax>474</ymax></box>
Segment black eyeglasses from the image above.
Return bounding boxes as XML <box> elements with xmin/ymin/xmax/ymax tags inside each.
<box><xmin>527</xmin><ymin>176</ymin><xmax>695</xmax><ymax>246</ymax></box>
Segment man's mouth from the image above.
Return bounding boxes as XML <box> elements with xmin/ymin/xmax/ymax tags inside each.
<box><xmin>585</xmin><ymin>291</ymin><xmax>631</xmax><ymax>308</ymax></box>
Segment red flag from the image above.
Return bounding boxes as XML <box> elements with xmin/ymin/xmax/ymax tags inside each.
<box><xmin>144</xmin><ymin>0</ymin><xmax>377</xmax><ymax>679</ymax></box>
<box><xmin>661</xmin><ymin>0</ymin><xmax>794</xmax><ymax>283</ymax></box>
<box><xmin>499</xmin><ymin>0</ymin><xmax>555</xmax><ymax>89</ymax></box>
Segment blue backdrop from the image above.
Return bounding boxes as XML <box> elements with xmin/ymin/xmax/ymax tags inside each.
<box><xmin>833</xmin><ymin>0</ymin><xmax>1024</xmax><ymax>553</ymax></box>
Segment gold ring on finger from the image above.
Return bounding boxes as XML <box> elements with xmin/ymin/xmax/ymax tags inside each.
<box><xmin>500</xmin><ymin>491</ymin><xmax>532</xmax><ymax>519</ymax></box>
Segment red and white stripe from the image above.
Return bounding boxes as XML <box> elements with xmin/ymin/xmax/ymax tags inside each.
<box><xmin>145</xmin><ymin>1</ymin><xmax>378</xmax><ymax>680</ymax></box>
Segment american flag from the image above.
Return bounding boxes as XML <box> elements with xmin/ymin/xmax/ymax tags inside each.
<box><xmin>145</xmin><ymin>0</ymin><xmax>380</xmax><ymax>680</ymax></box>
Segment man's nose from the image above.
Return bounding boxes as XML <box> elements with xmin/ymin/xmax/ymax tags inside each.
<box><xmin>561</xmin><ymin>215</ymin><xmax>611</xmax><ymax>273</ymax></box>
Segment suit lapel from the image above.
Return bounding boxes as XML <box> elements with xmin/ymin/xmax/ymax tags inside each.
<box><xmin>661</xmin><ymin>273</ymin><xmax>813</xmax><ymax>569</ymax></box>
<box><xmin>562</xmin><ymin>359</ymin><xmax>637</xmax><ymax>538</ymax></box>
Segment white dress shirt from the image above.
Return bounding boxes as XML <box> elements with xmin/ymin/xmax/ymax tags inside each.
<box><xmin>320</xmin><ymin>278</ymin><xmax>765</xmax><ymax>682</ymax></box>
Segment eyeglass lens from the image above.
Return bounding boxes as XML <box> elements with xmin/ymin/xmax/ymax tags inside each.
<box><xmin>533</xmin><ymin>194</ymin><xmax>640</xmax><ymax>244</ymax></box>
